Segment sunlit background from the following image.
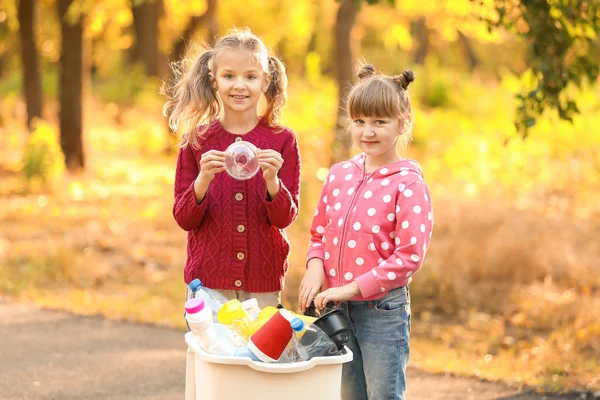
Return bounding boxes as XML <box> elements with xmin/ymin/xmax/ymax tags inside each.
<box><xmin>0</xmin><ymin>0</ymin><xmax>599</xmax><ymax>392</ymax></box>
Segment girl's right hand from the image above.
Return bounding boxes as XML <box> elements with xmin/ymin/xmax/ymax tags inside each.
<box><xmin>193</xmin><ymin>150</ymin><xmax>225</xmax><ymax>204</ymax></box>
<box><xmin>298</xmin><ymin>259</ymin><xmax>326</xmax><ymax>312</ymax></box>
<box><xmin>198</xmin><ymin>150</ymin><xmax>226</xmax><ymax>183</ymax></box>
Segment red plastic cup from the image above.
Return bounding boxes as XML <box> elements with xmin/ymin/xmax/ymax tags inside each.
<box><xmin>247</xmin><ymin>309</ymin><xmax>293</xmax><ymax>362</ymax></box>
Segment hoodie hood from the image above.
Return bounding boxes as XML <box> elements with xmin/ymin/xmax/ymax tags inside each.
<box><xmin>349</xmin><ymin>152</ymin><xmax>424</xmax><ymax>179</ymax></box>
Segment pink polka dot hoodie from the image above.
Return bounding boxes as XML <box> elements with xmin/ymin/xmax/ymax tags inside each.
<box><xmin>306</xmin><ymin>153</ymin><xmax>434</xmax><ymax>301</ymax></box>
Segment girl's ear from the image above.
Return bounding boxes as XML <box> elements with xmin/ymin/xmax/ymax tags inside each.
<box><xmin>262</xmin><ymin>76</ymin><xmax>270</xmax><ymax>93</ymax></box>
<box><xmin>398</xmin><ymin>115</ymin><xmax>411</xmax><ymax>135</ymax></box>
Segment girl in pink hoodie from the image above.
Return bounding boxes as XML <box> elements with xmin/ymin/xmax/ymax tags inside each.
<box><xmin>299</xmin><ymin>64</ymin><xmax>433</xmax><ymax>400</ymax></box>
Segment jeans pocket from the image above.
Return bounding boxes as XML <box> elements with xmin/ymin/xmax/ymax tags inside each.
<box><xmin>374</xmin><ymin>286</ymin><xmax>410</xmax><ymax>315</ymax></box>
<box><xmin>374</xmin><ymin>300</ymin><xmax>408</xmax><ymax>313</ymax></box>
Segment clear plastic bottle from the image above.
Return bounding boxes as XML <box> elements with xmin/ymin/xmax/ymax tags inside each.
<box><xmin>278</xmin><ymin>342</ymin><xmax>301</xmax><ymax>363</ymax></box>
<box><xmin>188</xmin><ymin>279</ymin><xmax>228</xmax><ymax>317</ymax></box>
<box><xmin>185</xmin><ymin>298</ymin><xmax>237</xmax><ymax>356</ymax></box>
<box><xmin>290</xmin><ymin>317</ymin><xmax>339</xmax><ymax>361</ymax></box>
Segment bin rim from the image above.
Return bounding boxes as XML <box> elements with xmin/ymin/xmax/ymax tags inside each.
<box><xmin>185</xmin><ymin>332</ymin><xmax>353</xmax><ymax>374</ymax></box>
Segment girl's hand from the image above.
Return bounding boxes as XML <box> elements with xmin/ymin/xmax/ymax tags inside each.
<box><xmin>298</xmin><ymin>259</ymin><xmax>326</xmax><ymax>312</ymax></box>
<box><xmin>257</xmin><ymin>149</ymin><xmax>283</xmax><ymax>184</ymax></box>
<box><xmin>198</xmin><ymin>150</ymin><xmax>226</xmax><ymax>183</ymax></box>
<box><xmin>194</xmin><ymin>150</ymin><xmax>225</xmax><ymax>203</ymax></box>
<box><xmin>314</xmin><ymin>282</ymin><xmax>360</xmax><ymax>311</ymax></box>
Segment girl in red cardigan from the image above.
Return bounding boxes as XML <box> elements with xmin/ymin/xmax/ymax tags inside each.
<box><xmin>163</xmin><ymin>28</ymin><xmax>300</xmax><ymax>308</ymax></box>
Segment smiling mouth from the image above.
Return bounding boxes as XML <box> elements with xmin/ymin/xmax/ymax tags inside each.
<box><xmin>231</xmin><ymin>95</ymin><xmax>249</xmax><ymax>99</ymax></box>
<box><xmin>363</xmin><ymin>141</ymin><xmax>379</xmax><ymax>145</ymax></box>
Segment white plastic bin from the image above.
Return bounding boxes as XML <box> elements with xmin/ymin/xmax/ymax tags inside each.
<box><xmin>185</xmin><ymin>332</ymin><xmax>353</xmax><ymax>400</ymax></box>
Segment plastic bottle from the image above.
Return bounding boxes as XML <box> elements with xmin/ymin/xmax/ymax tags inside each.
<box><xmin>213</xmin><ymin>322</ymin><xmax>247</xmax><ymax>347</ymax></box>
<box><xmin>241</xmin><ymin>298</ymin><xmax>261</xmax><ymax>321</ymax></box>
<box><xmin>188</xmin><ymin>279</ymin><xmax>228</xmax><ymax>316</ymax></box>
<box><xmin>290</xmin><ymin>317</ymin><xmax>339</xmax><ymax>361</ymax></box>
<box><xmin>278</xmin><ymin>342</ymin><xmax>301</xmax><ymax>363</ymax></box>
<box><xmin>233</xmin><ymin>346</ymin><xmax>263</xmax><ymax>362</ymax></box>
<box><xmin>185</xmin><ymin>298</ymin><xmax>236</xmax><ymax>356</ymax></box>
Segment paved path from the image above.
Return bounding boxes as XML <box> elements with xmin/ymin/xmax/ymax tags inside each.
<box><xmin>0</xmin><ymin>302</ymin><xmax>591</xmax><ymax>400</ymax></box>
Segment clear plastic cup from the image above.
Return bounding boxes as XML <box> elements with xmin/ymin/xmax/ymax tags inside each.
<box><xmin>224</xmin><ymin>141</ymin><xmax>260</xmax><ymax>180</ymax></box>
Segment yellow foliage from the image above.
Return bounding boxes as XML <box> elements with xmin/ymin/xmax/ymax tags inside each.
<box><xmin>22</xmin><ymin>120</ymin><xmax>65</xmax><ymax>189</ymax></box>
<box><xmin>384</xmin><ymin>24</ymin><xmax>414</xmax><ymax>51</ymax></box>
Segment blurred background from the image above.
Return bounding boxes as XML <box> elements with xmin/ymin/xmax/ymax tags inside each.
<box><xmin>0</xmin><ymin>0</ymin><xmax>599</xmax><ymax>392</ymax></box>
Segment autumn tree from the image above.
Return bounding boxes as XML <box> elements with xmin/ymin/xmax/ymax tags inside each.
<box><xmin>18</xmin><ymin>0</ymin><xmax>42</xmax><ymax>130</ymax></box>
<box><xmin>487</xmin><ymin>0</ymin><xmax>600</xmax><ymax>136</ymax></box>
<box><xmin>57</xmin><ymin>0</ymin><xmax>85</xmax><ymax>170</ymax></box>
<box><xmin>130</xmin><ymin>0</ymin><xmax>162</xmax><ymax>77</ymax></box>
<box><xmin>331</xmin><ymin>0</ymin><xmax>359</xmax><ymax>164</ymax></box>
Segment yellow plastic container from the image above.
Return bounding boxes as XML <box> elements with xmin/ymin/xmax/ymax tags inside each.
<box><xmin>216</xmin><ymin>299</ymin><xmax>250</xmax><ymax>331</ymax></box>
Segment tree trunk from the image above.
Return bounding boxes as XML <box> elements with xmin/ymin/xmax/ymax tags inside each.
<box><xmin>412</xmin><ymin>17</ymin><xmax>429</xmax><ymax>65</ymax></box>
<box><xmin>58</xmin><ymin>0</ymin><xmax>85</xmax><ymax>171</ymax></box>
<box><xmin>18</xmin><ymin>0</ymin><xmax>43</xmax><ymax>130</ymax></box>
<box><xmin>131</xmin><ymin>0</ymin><xmax>161</xmax><ymax>77</ymax></box>
<box><xmin>459</xmin><ymin>31</ymin><xmax>479</xmax><ymax>71</ymax></box>
<box><xmin>331</xmin><ymin>0</ymin><xmax>358</xmax><ymax>165</ymax></box>
<box><xmin>171</xmin><ymin>0</ymin><xmax>218</xmax><ymax>63</ymax></box>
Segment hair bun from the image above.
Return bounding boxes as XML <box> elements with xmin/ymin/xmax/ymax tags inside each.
<box><xmin>358</xmin><ymin>64</ymin><xmax>376</xmax><ymax>80</ymax></box>
<box><xmin>395</xmin><ymin>70</ymin><xmax>415</xmax><ymax>90</ymax></box>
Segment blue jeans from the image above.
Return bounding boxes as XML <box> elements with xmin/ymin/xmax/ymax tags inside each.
<box><xmin>339</xmin><ymin>286</ymin><xmax>411</xmax><ymax>400</ymax></box>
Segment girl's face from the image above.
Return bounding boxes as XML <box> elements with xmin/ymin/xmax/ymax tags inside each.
<box><xmin>214</xmin><ymin>49</ymin><xmax>269</xmax><ymax>118</ymax></box>
<box><xmin>351</xmin><ymin>116</ymin><xmax>403</xmax><ymax>165</ymax></box>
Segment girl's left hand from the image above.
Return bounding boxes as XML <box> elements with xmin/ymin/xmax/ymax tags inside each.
<box><xmin>257</xmin><ymin>149</ymin><xmax>283</xmax><ymax>183</ymax></box>
<box><xmin>314</xmin><ymin>282</ymin><xmax>361</xmax><ymax>310</ymax></box>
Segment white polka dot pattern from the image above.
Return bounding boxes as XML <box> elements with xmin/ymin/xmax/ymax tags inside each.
<box><xmin>306</xmin><ymin>157</ymin><xmax>434</xmax><ymax>299</ymax></box>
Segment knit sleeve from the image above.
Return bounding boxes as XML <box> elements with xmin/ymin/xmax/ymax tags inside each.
<box><xmin>263</xmin><ymin>130</ymin><xmax>300</xmax><ymax>229</ymax></box>
<box><xmin>354</xmin><ymin>180</ymin><xmax>434</xmax><ymax>298</ymax></box>
<box><xmin>173</xmin><ymin>146</ymin><xmax>207</xmax><ymax>231</ymax></box>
